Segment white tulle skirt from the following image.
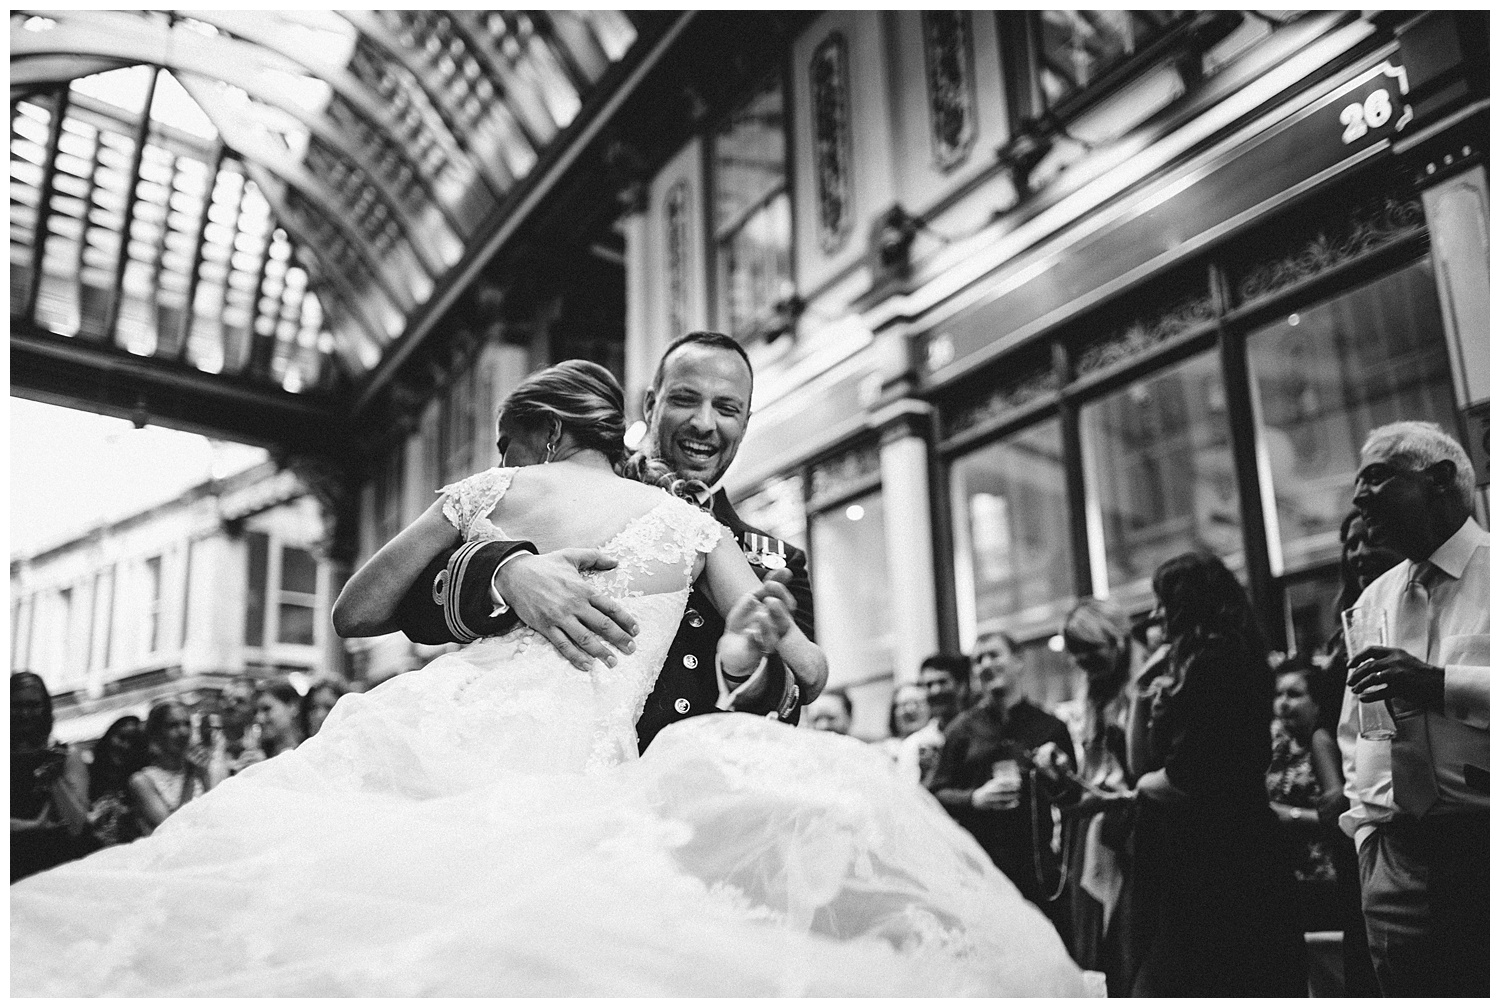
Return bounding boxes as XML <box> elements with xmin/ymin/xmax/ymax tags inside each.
<box><xmin>11</xmin><ymin>713</ymin><xmax>1089</xmax><ymax>996</ymax></box>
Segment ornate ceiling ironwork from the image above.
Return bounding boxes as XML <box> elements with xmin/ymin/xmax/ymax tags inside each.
<box><xmin>10</xmin><ymin>9</ymin><xmax>639</xmax><ymax>410</ymax></box>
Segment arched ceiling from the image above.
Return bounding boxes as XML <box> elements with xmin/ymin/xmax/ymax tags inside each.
<box><xmin>10</xmin><ymin>9</ymin><xmax>641</xmax><ymax>439</ymax></box>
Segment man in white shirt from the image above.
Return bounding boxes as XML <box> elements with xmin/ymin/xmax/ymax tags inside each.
<box><xmin>1338</xmin><ymin>421</ymin><xmax>1488</xmax><ymax>997</ymax></box>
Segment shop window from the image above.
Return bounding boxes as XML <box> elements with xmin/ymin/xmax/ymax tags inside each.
<box><xmin>712</xmin><ymin>75</ymin><xmax>793</xmax><ymax>339</ymax></box>
<box><xmin>1247</xmin><ymin>258</ymin><xmax>1458</xmax><ymax>576</ymax></box>
<box><xmin>373</xmin><ymin>445</ymin><xmax>405</xmax><ymax>548</ymax></box>
<box><xmin>438</xmin><ymin>364</ymin><xmax>478</xmax><ymax>486</ymax></box>
<box><xmin>1002</xmin><ymin>11</ymin><xmax>1187</xmax><ymax>120</ymax></box>
<box><xmin>950</xmin><ymin>419</ymin><xmax>1074</xmax><ymax>644</ymax></box>
<box><xmin>1081</xmin><ymin>351</ymin><xmax>1241</xmax><ymax>602</ymax></box>
<box><xmin>809</xmin><ymin>490</ymin><xmax>891</xmax><ymax>695</ymax></box>
<box><xmin>1281</xmin><ymin>568</ymin><xmax>1343</xmax><ymax>662</ymax></box>
<box><xmin>244</xmin><ymin>531</ymin><xmax>269</xmax><ymax>647</ymax></box>
<box><xmin>277</xmin><ymin>546</ymin><xmax>319</xmax><ymax>646</ymax></box>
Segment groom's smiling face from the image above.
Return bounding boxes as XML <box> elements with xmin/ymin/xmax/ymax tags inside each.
<box><xmin>645</xmin><ymin>344</ymin><xmax>752</xmax><ymax>487</ymax></box>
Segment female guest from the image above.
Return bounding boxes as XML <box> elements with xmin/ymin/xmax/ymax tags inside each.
<box><xmin>300</xmin><ymin>679</ymin><xmax>348</xmax><ymax>739</ymax></box>
<box><xmin>1266</xmin><ymin>657</ymin><xmax>1344</xmax><ymax>932</ymax></box>
<box><xmin>1129</xmin><ymin>552</ymin><xmax>1305</xmax><ymax>996</ymax></box>
<box><xmin>879</xmin><ymin>683</ymin><xmax>931</xmax><ymax>767</ymax></box>
<box><xmin>256</xmin><ymin>681</ymin><xmax>308</xmax><ymax>756</ymax></box>
<box><xmin>129</xmin><ymin>701</ymin><xmax>223</xmax><ymax>836</ymax></box>
<box><xmin>1040</xmin><ymin>598</ymin><xmax>1148</xmax><ymax>995</ymax></box>
<box><xmin>87</xmin><ymin>715</ymin><xmax>148</xmax><ymax>849</ymax></box>
<box><xmin>11</xmin><ymin>672</ymin><xmax>95</xmax><ymax>882</ymax></box>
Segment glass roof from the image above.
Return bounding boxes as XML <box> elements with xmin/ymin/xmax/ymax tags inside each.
<box><xmin>10</xmin><ymin>10</ymin><xmax>638</xmax><ymax>395</ymax></box>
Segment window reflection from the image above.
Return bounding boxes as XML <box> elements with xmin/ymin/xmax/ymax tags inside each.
<box><xmin>810</xmin><ymin>490</ymin><xmax>891</xmax><ymax>693</ymax></box>
<box><xmin>950</xmin><ymin>419</ymin><xmax>1074</xmax><ymax>643</ymax></box>
<box><xmin>1081</xmin><ymin>352</ymin><xmax>1241</xmax><ymax>599</ymax></box>
<box><xmin>1248</xmin><ymin>258</ymin><xmax>1457</xmax><ymax>574</ymax></box>
<box><xmin>1037</xmin><ymin>10</ymin><xmax>1183</xmax><ymax>109</ymax></box>
<box><xmin>733</xmin><ymin>476</ymin><xmax>807</xmax><ymax>552</ymax></box>
<box><xmin>713</xmin><ymin>77</ymin><xmax>793</xmax><ymax>338</ymax></box>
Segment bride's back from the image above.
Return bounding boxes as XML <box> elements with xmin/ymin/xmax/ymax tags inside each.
<box><xmin>485</xmin><ymin>462</ymin><xmax>678</xmax><ymax>555</ymax></box>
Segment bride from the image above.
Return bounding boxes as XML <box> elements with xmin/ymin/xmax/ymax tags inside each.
<box><xmin>10</xmin><ymin>361</ymin><xmax>1088</xmax><ymax>997</ymax></box>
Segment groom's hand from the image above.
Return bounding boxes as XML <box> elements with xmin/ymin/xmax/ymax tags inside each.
<box><xmin>496</xmin><ymin>549</ymin><xmax>640</xmax><ymax>671</ymax></box>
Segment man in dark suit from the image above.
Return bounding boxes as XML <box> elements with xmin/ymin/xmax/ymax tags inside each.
<box><xmin>397</xmin><ymin>332</ymin><xmax>819</xmax><ymax>751</ymax></box>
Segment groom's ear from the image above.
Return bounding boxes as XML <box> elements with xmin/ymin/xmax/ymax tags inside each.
<box><xmin>641</xmin><ymin>386</ymin><xmax>656</xmax><ymax>420</ymax></box>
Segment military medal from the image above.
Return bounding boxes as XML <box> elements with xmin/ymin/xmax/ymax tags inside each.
<box><xmin>743</xmin><ymin>532</ymin><xmax>787</xmax><ymax>570</ymax></box>
<box><xmin>761</xmin><ymin>551</ymin><xmax>786</xmax><ymax>570</ymax></box>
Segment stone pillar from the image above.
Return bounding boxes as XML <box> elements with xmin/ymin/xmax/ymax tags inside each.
<box><xmin>620</xmin><ymin>205</ymin><xmax>655</xmax><ymax>421</ymax></box>
<box><xmin>874</xmin><ymin>399</ymin><xmax>940</xmax><ymax>684</ymax></box>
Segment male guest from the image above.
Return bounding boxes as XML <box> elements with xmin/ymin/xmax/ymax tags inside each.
<box><xmin>896</xmin><ymin>653</ymin><xmax>969</xmax><ymax>786</ymax></box>
<box><xmin>389</xmin><ymin>332</ymin><xmax>823</xmax><ymax>750</ymax></box>
<box><xmin>928</xmin><ymin>634</ymin><xmax>1075</xmax><ymax>909</ymax></box>
<box><xmin>1339</xmin><ymin>421</ymin><xmax>1488</xmax><ymax>997</ymax></box>
<box><xmin>807</xmin><ymin>690</ymin><xmax>853</xmax><ymax>735</ymax></box>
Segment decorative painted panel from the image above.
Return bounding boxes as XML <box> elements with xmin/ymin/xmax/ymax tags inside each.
<box><xmin>942</xmin><ymin>365</ymin><xmax>1060</xmax><ymax>441</ymax></box>
<box><xmin>921</xmin><ymin>11</ymin><xmax>977</xmax><ymax>172</ymax></box>
<box><xmin>808</xmin><ymin>438</ymin><xmax>881</xmax><ymax>509</ymax></box>
<box><xmin>810</xmin><ymin>32</ymin><xmax>854</xmax><ymax>254</ymax></box>
<box><xmin>1073</xmin><ymin>290</ymin><xmax>1216</xmax><ymax>378</ymax></box>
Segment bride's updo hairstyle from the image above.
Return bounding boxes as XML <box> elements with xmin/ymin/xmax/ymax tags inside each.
<box><xmin>498</xmin><ymin>360</ymin><xmax>629</xmax><ymax>465</ymax></box>
<box><xmin>497</xmin><ymin>360</ymin><xmax>705</xmax><ymax>502</ymax></box>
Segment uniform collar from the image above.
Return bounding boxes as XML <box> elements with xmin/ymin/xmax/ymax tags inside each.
<box><xmin>1427</xmin><ymin>516</ymin><xmax>1486</xmax><ymax>582</ymax></box>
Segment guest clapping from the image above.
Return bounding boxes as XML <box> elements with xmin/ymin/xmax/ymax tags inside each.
<box><xmin>128</xmin><ymin>701</ymin><xmax>224</xmax><ymax>836</ymax></box>
<box><xmin>255</xmin><ymin>681</ymin><xmax>308</xmax><ymax>757</ymax></box>
<box><xmin>86</xmin><ymin>715</ymin><xmax>148</xmax><ymax>849</ymax></box>
<box><xmin>11</xmin><ymin>672</ymin><xmax>95</xmax><ymax>882</ymax></box>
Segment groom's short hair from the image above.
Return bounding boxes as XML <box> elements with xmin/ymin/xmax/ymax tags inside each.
<box><xmin>651</xmin><ymin>331</ymin><xmax>754</xmax><ymax>395</ymax></box>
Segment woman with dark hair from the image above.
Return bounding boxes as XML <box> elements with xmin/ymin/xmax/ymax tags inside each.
<box><xmin>255</xmin><ymin>681</ymin><xmax>307</xmax><ymax>757</ymax></box>
<box><xmin>1127</xmin><ymin>552</ymin><xmax>1305</xmax><ymax>996</ymax></box>
<box><xmin>301</xmin><ymin>679</ymin><xmax>348</xmax><ymax>738</ymax></box>
<box><xmin>1266</xmin><ymin>656</ymin><xmax>1345</xmax><ymax>933</ymax></box>
<box><xmin>86</xmin><ymin>715</ymin><xmax>148</xmax><ymax>848</ymax></box>
<box><xmin>128</xmin><ymin>700</ymin><xmax>223</xmax><ymax>836</ymax></box>
<box><xmin>13</xmin><ymin>360</ymin><xmax>1087</xmax><ymax>997</ymax></box>
<box><xmin>11</xmin><ymin>672</ymin><xmax>95</xmax><ymax>882</ymax></box>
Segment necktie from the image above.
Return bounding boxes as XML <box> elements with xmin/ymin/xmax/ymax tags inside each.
<box><xmin>1389</xmin><ymin>561</ymin><xmax>1440</xmax><ymax>817</ymax></box>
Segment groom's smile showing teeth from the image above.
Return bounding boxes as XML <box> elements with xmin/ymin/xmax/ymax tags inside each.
<box><xmin>678</xmin><ymin>438</ymin><xmax>718</xmax><ymax>463</ymax></box>
<box><xmin>647</xmin><ymin>341</ymin><xmax>754</xmax><ymax>487</ymax></box>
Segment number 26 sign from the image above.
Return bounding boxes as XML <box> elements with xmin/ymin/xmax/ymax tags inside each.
<box><xmin>1337</xmin><ymin>62</ymin><xmax>1414</xmax><ymax>146</ymax></box>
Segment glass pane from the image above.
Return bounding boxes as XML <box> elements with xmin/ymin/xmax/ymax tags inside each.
<box><xmin>809</xmin><ymin>491</ymin><xmax>891</xmax><ymax>733</ymax></box>
<box><xmin>1282</xmin><ymin>568</ymin><xmax>1342</xmax><ymax>662</ymax></box>
<box><xmin>950</xmin><ymin>419</ymin><xmax>1074</xmax><ymax>643</ymax></box>
<box><xmin>719</xmin><ymin>191</ymin><xmax>792</xmax><ymax>337</ymax></box>
<box><xmin>1248</xmin><ymin>258</ymin><xmax>1457</xmax><ymax>574</ymax></box>
<box><xmin>1081</xmin><ymin>351</ymin><xmax>1241</xmax><ymax>600</ymax></box>
<box><xmin>277</xmin><ymin>603</ymin><xmax>316</xmax><ymax>645</ymax></box>
<box><xmin>1037</xmin><ymin>10</ymin><xmax>1183</xmax><ymax>109</ymax></box>
<box><xmin>713</xmin><ymin>78</ymin><xmax>785</xmax><ymax>235</ymax></box>
<box><xmin>280</xmin><ymin>546</ymin><xmax>319</xmax><ymax>595</ymax></box>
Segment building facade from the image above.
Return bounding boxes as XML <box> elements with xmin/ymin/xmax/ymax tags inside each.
<box><xmin>10</xmin><ymin>461</ymin><xmax>339</xmax><ymax>742</ymax></box>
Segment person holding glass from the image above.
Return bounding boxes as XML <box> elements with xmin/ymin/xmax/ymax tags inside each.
<box><xmin>1338</xmin><ymin>422</ymin><xmax>1488</xmax><ymax>997</ymax></box>
<box><xmin>1127</xmin><ymin>552</ymin><xmax>1305</xmax><ymax>996</ymax></box>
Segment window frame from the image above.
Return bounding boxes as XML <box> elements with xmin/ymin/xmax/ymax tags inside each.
<box><xmin>703</xmin><ymin>60</ymin><xmax>799</xmax><ymax>344</ymax></box>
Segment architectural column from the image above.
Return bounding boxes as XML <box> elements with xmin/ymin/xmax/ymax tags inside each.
<box><xmin>874</xmin><ymin>399</ymin><xmax>940</xmax><ymax>683</ymax></box>
<box><xmin>620</xmin><ymin>204</ymin><xmax>654</xmax><ymax>421</ymax></box>
<box><xmin>277</xmin><ymin>452</ymin><xmax>361</xmax><ymax>684</ymax></box>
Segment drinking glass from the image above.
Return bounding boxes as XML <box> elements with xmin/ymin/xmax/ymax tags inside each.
<box><xmin>990</xmin><ymin>759</ymin><xmax>1022</xmax><ymax>810</ymax></box>
<box><xmin>1342</xmin><ymin>607</ymin><xmax>1396</xmax><ymax>741</ymax></box>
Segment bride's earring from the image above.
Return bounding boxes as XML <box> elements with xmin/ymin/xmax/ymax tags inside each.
<box><xmin>543</xmin><ymin>439</ymin><xmax>557</xmax><ymax>464</ymax></box>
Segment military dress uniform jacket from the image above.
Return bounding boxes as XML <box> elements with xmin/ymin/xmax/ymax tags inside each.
<box><xmin>391</xmin><ymin>489</ymin><xmax>813</xmax><ymax>753</ymax></box>
<box><xmin>634</xmin><ymin>490</ymin><xmax>814</xmax><ymax>752</ymax></box>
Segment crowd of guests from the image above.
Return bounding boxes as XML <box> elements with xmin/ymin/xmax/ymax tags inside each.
<box><xmin>10</xmin><ymin>671</ymin><xmax>351</xmax><ymax>883</ymax></box>
<box><xmin>810</xmin><ymin>421</ymin><xmax>1487</xmax><ymax>998</ymax></box>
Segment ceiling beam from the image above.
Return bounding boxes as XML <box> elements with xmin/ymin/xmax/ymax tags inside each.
<box><xmin>12</xmin><ymin>322</ymin><xmax>357</xmax><ymax>455</ymax></box>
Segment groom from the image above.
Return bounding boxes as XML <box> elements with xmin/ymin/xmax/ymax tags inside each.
<box><xmin>396</xmin><ymin>331</ymin><xmax>817</xmax><ymax>750</ymax></box>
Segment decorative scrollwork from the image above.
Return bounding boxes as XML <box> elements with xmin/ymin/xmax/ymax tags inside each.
<box><xmin>664</xmin><ymin>180</ymin><xmax>689</xmax><ymax>338</ymax></box>
<box><xmin>1235</xmin><ymin>196</ymin><xmax>1425</xmax><ymax>304</ymax></box>
<box><xmin>942</xmin><ymin>366</ymin><xmax>1060</xmax><ymax>441</ymax></box>
<box><xmin>809</xmin><ymin>439</ymin><xmax>882</xmax><ymax>507</ymax></box>
<box><xmin>1073</xmin><ymin>291</ymin><xmax>1216</xmax><ymax>378</ymax></box>
<box><xmin>922</xmin><ymin>12</ymin><xmax>977</xmax><ymax>172</ymax></box>
<box><xmin>811</xmin><ymin>32</ymin><xmax>854</xmax><ymax>255</ymax></box>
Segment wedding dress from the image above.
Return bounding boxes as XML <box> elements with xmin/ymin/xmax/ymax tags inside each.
<box><xmin>11</xmin><ymin>469</ymin><xmax>1089</xmax><ymax>997</ymax></box>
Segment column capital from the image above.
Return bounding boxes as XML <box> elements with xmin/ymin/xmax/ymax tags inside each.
<box><xmin>869</xmin><ymin>397</ymin><xmax>935</xmax><ymax>445</ymax></box>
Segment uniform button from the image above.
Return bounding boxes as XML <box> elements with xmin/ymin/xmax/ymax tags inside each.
<box><xmin>682</xmin><ymin>654</ymin><xmax>699</xmax><ymax>669</ymax></box>
<box><xmin>686</xmin><ymin>608</ymin><xmax>704</xmax><ymax>628</ymax></box>
<box><xmin>674</xmin><ymin>698</ymin><xmax>691</xmax><ymax>714</ymax></box>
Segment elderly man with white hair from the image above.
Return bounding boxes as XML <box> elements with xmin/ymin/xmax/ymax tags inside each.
<box><xmin>1338</xmin><ymin>420</ymin><xmax>1488</xmax><ymax>997</ymax></box>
